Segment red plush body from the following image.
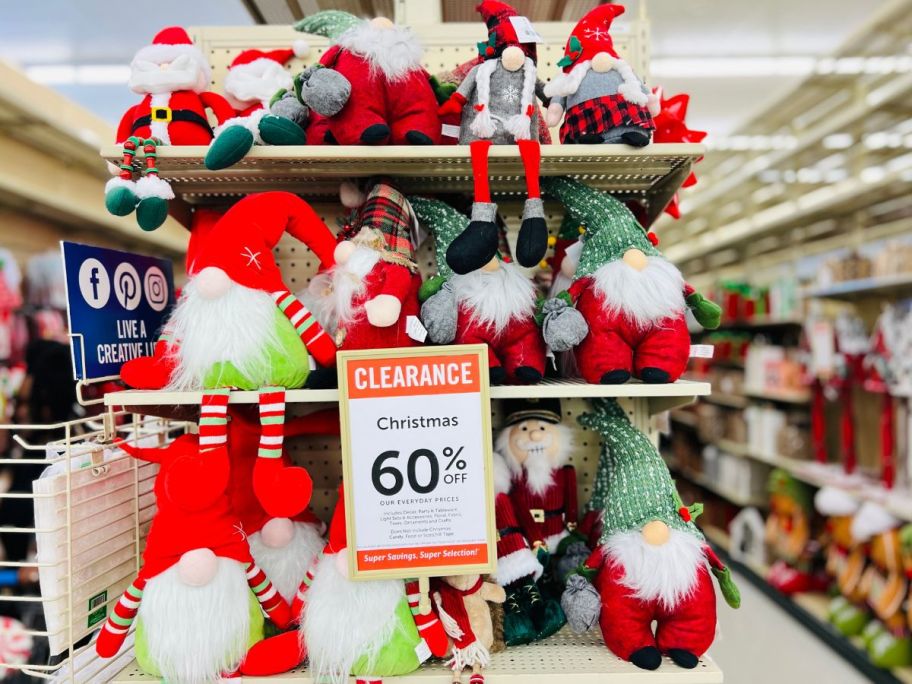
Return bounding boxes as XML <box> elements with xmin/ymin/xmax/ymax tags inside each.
<box><xmin>454</xmin><ymin>307</ymin><xmax>546</xmax><ymax>383</ymax></box>
<box><xmin>595</xmin><ymin>557</ymin><xmax>717</xmax><ymax>660</ymax></box>
<box><xmin>338</xmin><ymin>262</ymin><xmax>422</xmax><ymax>351</ymax></box>
<box><xmin>316</xmin><ymin>45</ymin><xmax>441</xmax><ymax>145</ymax></box>
<box><xmin>570</xmin><ymin>277</ymin><xmax>690</xmax><ymax>383</ymax></box>
<box><xmin>508</xmin><ymin>466</ymin><xmax>578</xmax><ymax>550</ymax></box>
<box><xmin>116</xmin><ymin>91</ymin><xmax>234</xmax><ymax>145</ymax></box>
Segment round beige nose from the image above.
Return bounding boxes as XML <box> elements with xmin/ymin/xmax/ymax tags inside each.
<box><xmin>591</xmin><ymin>52</ymin><xmax>615</xmax><ymax>73</ymax></box>
<box><xmin>481</xmin><ymin>257</ymin><xmax>500</xmax><ymax>272</ymax></box>
<box><xmin>370</xmin><ymin>16</ymin><xmax>394</xmax><ymax>29</ymax></box>
<box><xmin>529</xmin><ymin>430</ymin><xmax>545</xmax><ymax>442</ymax></box>
<box><xmin>622</xmin><ymin>248</ymin><xmax>649</xmax><ymax>271</ymax></box>
<box><xmin>261</xmin><ymin>517</ymin><xmax>294</xmax><ymax>548</ymax></box>
<box><xmin>195</xmin><ymin>267</ymin><xmax>231</xmax><ymax>300</ymax></box>
<box><xmin>501</xmin><ymin>46</ymin><xmax>525</xmax><ymax>72</ymax></box>
<box><xmin>642</xmin><ymin>520</ymin><xmax>670</xmax><ymax>546</ymax></box>
<box><xmin>177</xmin><ymin>548</ymin><xmax>218</xmax><ymax>586</ymax></box>
<box><xmin>334</xmin><ymin>240</ymin><xmax>356</xmax><ymax>265</ymax></box>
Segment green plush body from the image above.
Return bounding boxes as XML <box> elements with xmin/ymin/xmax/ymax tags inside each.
<box><xmin>203</xmin><ymin>308</ymin><xmax>310</xmax><ymax>390</ymax></box>
<box><xmin>134</xmin><ymin>590</ymin><xmax>264</xmax><ymax>677</ymax></box>
<box><xmin>351</xmin><ymin>597</ymin><xmax>421</xmax><ymax>676</ymax></box>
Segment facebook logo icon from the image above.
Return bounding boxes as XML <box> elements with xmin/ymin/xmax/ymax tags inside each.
<box><xmin>77</xmin><ymin>258</ymin><xmax>111</xmax><ymax>309</ymax></box>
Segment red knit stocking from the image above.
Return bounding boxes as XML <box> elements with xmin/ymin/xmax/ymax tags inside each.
<box><xmin>517</xmin><ymin>138</ymin><xmax>541</xmax><ymax>199</ymax></box>
<box><xmin>246</xmin><ymin>560</ymin><xmax>292</xmax><ymax>629</ymax></box>
<box><xmin>95</xmin><ymin>576</ymin><xmax>146</xmax><ymax>658</ymax></box>
<box><xmin>470</xmin><ymin>140</ymin><xmax>493</xmax><ymax>203</ymax></box>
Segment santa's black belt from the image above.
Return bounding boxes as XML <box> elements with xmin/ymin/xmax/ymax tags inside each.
<box><xmin>531</xmin><ymin>508</ymin><xmax>564</xmax><ymax>519</ymax></box>
<box><xmin>132</xmin><ymin>109</ymin><xmax>212</xmax><ymax>133</ymax></box>
<box><xmin>498</xmin><ymin>526</ymin><xmax>523</xmax><ymax>537</ymax></box>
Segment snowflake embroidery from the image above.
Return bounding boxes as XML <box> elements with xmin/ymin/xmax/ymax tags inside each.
<box><xmin>241</xmin><ymin>246</ymin><xmax>262</xmax><ymax>269</ymax></box>
<box><xmin>503</xmin><ymin>84</ymin><xmax>521</xmax><ymax>103</ymax></box>
<box><xmin>583</xmin><ymin>26</ymin><xmax>608</xmax><ymax>41</ymax></box>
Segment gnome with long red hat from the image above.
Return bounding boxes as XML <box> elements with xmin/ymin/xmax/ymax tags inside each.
<box><xmin>241</xmin><ymin>485</ymin><xmax>450</xmax><ymax>679</ymax></box>
<box><xmin>95</xmin><ymin>424</ymin><xmax>293</xmax><ymax>682</ymax></box>
<box><xmin>544</xmin><ymin>4</ymin><xmax>658</xmax><ymax>146</ymax></box>
<box><xmin>106</xmin><ymin>27</ymin><xmax>235</xmax><ymax>231</ymax></box>
<box><xmin>205</xmin><ymin>45</ymin><xmax>312</xmax><ymax>170</ymax></box>
<box><xmin>437</xmin><ymin>1</ymin><xmax>549</xmax><ymax>275</ymax></box>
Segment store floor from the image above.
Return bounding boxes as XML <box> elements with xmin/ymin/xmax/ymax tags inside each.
<box><xmin>709</xmin><ymin>570</ymin><xmax>868</xmax><ymax>683</ymax></box>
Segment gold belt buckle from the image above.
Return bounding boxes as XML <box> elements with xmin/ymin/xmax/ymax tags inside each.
<box><xmin>151</xmin><ymin>106</ymin><xmax>172</xmax><ymax>122</ymax></box>
<box><xmin>531</xmin><ymin>508</ymin><xmax>545</xmax><ymax>523</ymax></box>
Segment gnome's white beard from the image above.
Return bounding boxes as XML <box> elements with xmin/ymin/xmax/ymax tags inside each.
<box><xmin>337</xmin><ymin>21</ymin><xmax>424</xmax><ymax>81</ymax></box>
<box><xmin>224</xmin><ymin>59</ymin><xmax>293</xmax><ymax>110</ymax></box>
<box><xmin>303</xmin><ymin>552</ymin><xmax>406</xmax><ymax>684</ymax></box>
<box><xmin>247</xmin><ymin>521</ymin><xmax>324</xmax><ymax>603</ymax></box>
<box><xmin>129</xmin><ymin>54</ymin><xmax>207</xmax><ymax>94</ymax></box>
<box><xmin>167</xmin><ymin>278</ymin><xmax>281</xmax><ymax>390</ymax></box>
<box><xmin>591</xmin><ymin>257</ymin><xmax>685</xmax><ymax>329</ymax></box>
<box><xmin>302</xmin><ymin>246</ymin><xmax>381</xmax><ymax>333</ymax></box>
<box><xmin>494</xmin><ymin>424</ymin><xmax>573</xmax><ymax>496</ymax></box>
<box><xmin>139</xmin><ymin>559</ymin><xmax>251</xmax><ymax>684</ymax></box>
<box><xmin>451</xmin><ymin>262</ymin><xmax>536</xmax><ymax>333</ymax></box>
<box><xmin>604</xmin><ymin>529</ymin><xmax>705</xmax><ymax>611</ymax></box>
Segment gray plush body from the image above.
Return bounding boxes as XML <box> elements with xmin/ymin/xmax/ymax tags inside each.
<box><xmin>550</xmin><ymin>69</ymin><xmax>647</xmax><ymax>112</ymax></box>
<box><xmin>456</xmin><ymin>61</ymin><xmax>545</xmax><ymax>144</ymax></box>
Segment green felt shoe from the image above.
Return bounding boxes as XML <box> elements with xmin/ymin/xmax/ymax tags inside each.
<box><xmin>503</xmin><ymin>587</ymin><xmax>537</xmax><ymax>646</ymax></box>
<box><xmin>136</xmin><ymin>197</ymin><xmax>169</xmax><ymax>232</ymax></box>
<box><xmin>105</xmin><ymin>182</ymin><xmax>138</xmax><ymax>216</ymax></box>
<box><xmin>869</xmin><ymin>630</ymin><xmax>912</xmax><ymax>669</ymax></box>
<box><xmin>205</xmin><ymin>126</ymin><xmax>255</xmax><ymax>170</ymax></box>
<box><xmin>259</xmin><ymin>114</ymin><xmax>307</xmax><ymax>146</ymax></box>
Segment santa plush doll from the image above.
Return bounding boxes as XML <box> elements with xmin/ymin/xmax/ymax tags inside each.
<box><xmin>438</xmin><ymin>1</ymin><xmax>548</xmax><ymax>275</ymax></box>
<box><xmin>95</xmin><ymin>433</ymin><xmax>292</xmax><ymax>682</ymax></box>
<box><xmin>541</xmin><ymin>177</ymin><xmax>721</xmax><ymax>384</ymax></box>
<box><xmin>106</xmin><ymin>26</ymin><xmax>235</xmax><ymax>231</ymax></box>
<box><xmin>544</xmin><ymin>4</ymin><xmax>658</xmax><ymax>146</ymax></box>
<box><xmin>293</xmin><ymin>13</ymin><xmax>441</xmax><ymax>146</ymax></box>
<box><xmin>410</xmin><ymin>197</ymin><xmax>546</xmax><ymax>385</ymax></box>
<box><xmin>302</xmin><ymin>181</ymin><xmax>422</xmax><ymax>388</ymax></box>
<box><xmin>205</xmin><ymin>45</ymin><xmax>311</xmax><ymax>170</ymax></box>
<box><xmin>242</xmin><ymin>485</ymin><xmax>449</xmax><ymax>679</ymax></box>
<box><xmin>565</xmin><ymin>399</ymin><xmax>740</xmax><ymax>671</ymax></box>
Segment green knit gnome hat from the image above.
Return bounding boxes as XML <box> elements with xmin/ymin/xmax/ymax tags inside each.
<box><xmin>294</xmin><ymin>10</ymin><xmax>362</xmax><ymax>40</ymax></box>
<box><xmin>578</xmin><ymin>398</ymin><xmax>704</xmax><ymax>542</ymax></box>
<box><xmin>407</xmin><ymin>196</ymin><xmax>467</xmax><ymax>281</ymax></box>
<box><xmin>543</xmin><ymin>177</ymin><xmax>661</xmax><ymax>280</ymax></box>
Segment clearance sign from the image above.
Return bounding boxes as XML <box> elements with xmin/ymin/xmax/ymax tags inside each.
<box><xmin>338</xmin><ymin>345</ymin><xmax>496</xmax><ymax>579</ymax></box>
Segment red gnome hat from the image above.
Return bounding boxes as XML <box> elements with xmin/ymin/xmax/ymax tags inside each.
<box><xmin>118</xmin><ymin>435</ymin><xmax>250</xmax><ymax>579</ymax></box>
<box><xmin>132</xmin><ymin>26</ymin><xmax>211</xmax><ymax>91</ymax></box>
<box><xmin>324</xmin><ymin>485</ymin><xmax>348</xmax><ymax>555</ymax></box>
<box><xmin>476</xmin><ymin>1</ymin><xmax>537</xmax><ymax>62</ymax></box>
<box><xmin>557</xmin><ymin>4</ymin><xmax>624</xmax><ymax>72</ymax></box>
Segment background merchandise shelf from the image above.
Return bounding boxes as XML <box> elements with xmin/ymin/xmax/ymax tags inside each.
<box><xmin>111</xmin><ymin>627</ymin><xmax>723</xmax><ymax>683</ymax></box>
<box><xmin>801</xmin><ymin>273</ymin><xmax>912</xmax><ymax>301</ymax></box>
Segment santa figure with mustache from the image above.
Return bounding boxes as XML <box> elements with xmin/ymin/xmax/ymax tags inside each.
<box><xmin>410</xmin><ymin>197</ymin><xmax>546</xmax><ymax>385</ymax></box>
<box><xmin>541</xmin><ymin>177</ymin><xmax>721</xmax><ymax>384</ymax></box>
<box><xmin>106</xmin><ymin>26</ymin><xmax>235</xmax><ymax>231</ymax></box>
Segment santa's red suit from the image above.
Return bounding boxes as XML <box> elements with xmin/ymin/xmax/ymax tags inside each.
<box><xmin>337</xmin><ymin>261</ymin><xmax>422</xmax><ymax>350</ymax></box>
<box><xmin>494</xmin><ymin>492</ymin><xmax>543</xmax><ymax>585</ymax></box>
<box><xmin>308</xmin><ymin>37</ymin><xmax>440</xmax><ymax>145</ymax></box>
<box><xmin>507</xmin><ymin>466</ymin><xmax>578</xmax><ymax>550</ymax></box>
<box><xmin>116</xmin><ymin>90</ymin><xmax>235</xmax><ymax>145</ymax></box>
<box><xmin>454</xmin><ymin>308</ymin><xmax>546</xmax><ymax>383</ymax></box>
<box><xmin>585</xmin><ymin>543</ymin><xmax>719</xmax><ymax>660</ymax></box>
<box><xmin>568</xmin><ymin>276</ymin><xmax>691</xmax><ymax>383</ymax></box>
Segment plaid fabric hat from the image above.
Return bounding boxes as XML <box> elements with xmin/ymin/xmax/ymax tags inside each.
<box><xmin>578</xmin><ymin>398</ymin><xmax>703</xmax><ymax>542</ymax></box>
<box><xmin>341</xmin><ymin>182</ymin><xmax>417</xmax><ymax>272</ymax></box>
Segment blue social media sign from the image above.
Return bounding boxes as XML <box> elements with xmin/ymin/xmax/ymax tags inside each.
<box><xmin>61</xmin><ymin>242</ymin><xmax>175</xmax><ymax>380</ymax></box>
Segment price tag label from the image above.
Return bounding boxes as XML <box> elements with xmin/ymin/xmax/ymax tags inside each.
<box><xmin>509</xmin><ymin>16</ymin><xmax>543</xmax><ymax>44</ymax></box>
<box><xmin>338</xmin><ymin>345</ymin><xmax>495</xmax><ymax>579</ymax></box>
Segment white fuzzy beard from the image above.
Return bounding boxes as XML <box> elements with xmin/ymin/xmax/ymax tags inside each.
<box><xmin>139</xmin><ymin>559</ymin><xmax>251</xmax><ymax>684</ymax></box>
<box><xmin>604</xmin><ymin>529</ymin><xmax>705</xmax><ymax>611</ymax></box>
<box><xmin>247</xmin><ymin>522</ymin><xmax>324</xmax><ymax>603</ymax></box>
<box><xmin>224</xmin><ymin>59</ymin><xmax>293</xmax><ymax>109</ymax></box>
<box><xmin>167</xmin><ymin>278</ymin><xmax>281</xmax><ymax>390</ymax></box>
<box><xmin>129</xmin><ymin>52</ymin><xmax>207</xmax><ymax>94</ymax></box>
<box><xmin>450</xmin><ymin>262</ymin><xmax>536</xmax><ymax>334</ymax></box>
<box><xmin>494</xmin><ymin>424</ymin><xmax>572</xmax><ymax>496</ymax></box>
<box><xmin>337</xmin><ymin>21</ymin><xmax>424</xmax><ymax>82</ymax></box>
<box><xmin>301</xmin><ymin>246</ymin><xmax>381</xmax><ymax>334</ymax></box>
<box><xmin>591</xmin><ymin>257</ymin><xmax>685</xmax><ymax>329</ymax></box>
<box><xmin>303</xmin><ymin>553</ymin><xmax>405</xmax><ymax>684</ymax></box>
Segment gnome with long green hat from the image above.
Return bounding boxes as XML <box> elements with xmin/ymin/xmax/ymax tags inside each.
<box><xmin>540</xmin><ymin>177</ymin><xmax>721</xmax><ymax>384</ymax></box>
<box><xmin>564</xmin><ymin>399</ymin><xmax>740</xmax><ymax>671</ymax></box>
<box><xmin>410</xmin><ymin>197</ymin><xmax>547</xmax><ymax>385</ymax></box>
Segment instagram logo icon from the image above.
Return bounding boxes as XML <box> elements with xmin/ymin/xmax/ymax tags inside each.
<box><xmin>144</xmin><ymin>266</ymin><xmax>169</xmax><ymax>312</ymax></box>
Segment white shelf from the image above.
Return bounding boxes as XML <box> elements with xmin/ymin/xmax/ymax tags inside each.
<box><xmin>664</xmin><ymin>455</ymin><xmax>767</xmax><ymax>508</ymax></box>
<box><xmin>801</xmin><ymin>273</ymin><xmax>912</xmax><ymax>301</ymax></box>
<box><xmin>741</xmin><ymin>387</ymin><xmax>810</xmax><ymax>405</ymax></box>
<box><xmin>112</xmin><ymin>626</ymin><xmax>723</xmax><ymax>683</ymax></box>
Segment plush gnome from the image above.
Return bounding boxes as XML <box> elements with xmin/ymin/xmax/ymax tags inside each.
<box><xmin>566</xmin><ymin>399</ymin><xmax>740</xmax><ymax>671</ymax></box>
<box><xmin>544</xmin><ymin>4</ymin><xmax>658</xmax><ymax>146</ymax></box>
<box><xmin>293</xmin><ymin>11</ymin><xmax>441</xmax><ymax>145</ymax></box>
<box><xmin>433</xmin><ymin>574</ymin><xmax>506</xmax><ymax>684</ymax></box>
<box><xmin>302</xmin><ymin>181</ymin><xmax>422</xmax><ymax>388</ymax></box>
<box><xmin>764</xmin><ymin>469</ymin><xmax>827</xmax><ymax>594</ymax></box>
<box><xmin>437</xmin><ymin>1</ymin><xmax>549</xmax><ymax>274</ymax></box>
<box><xmin>410</xmin><ymin>197</ymin><xmax>546</xmax><ymax>385</ymax></box>
<box><xmin>106</xmin><ymin>27</ymin><xmax>235</xmax><ymax>231</ymax></box>
<box><xmin>95</xmin><ymin>432</ymin><xmax>293</xmax><ymax>682</ymax></box>
<box><xmin>243</xmin><ymin>485</ymin><xmax>449</xmax><ymax>680</ymax></box>
<box><xmin>540</xmin><ymin>177</ymin><xmax>722</xmax><ymax>384</ymax></box>
<box><xmin>205</xmin><ymin>45</ymin><xmax>312</xmax><ymax>170</ymax></box>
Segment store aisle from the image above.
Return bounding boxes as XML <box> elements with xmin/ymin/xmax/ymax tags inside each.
<box><xmin>708</xmin><ymin>570</ymin><xmax>868</xmax><ymax>684</ymax></box>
